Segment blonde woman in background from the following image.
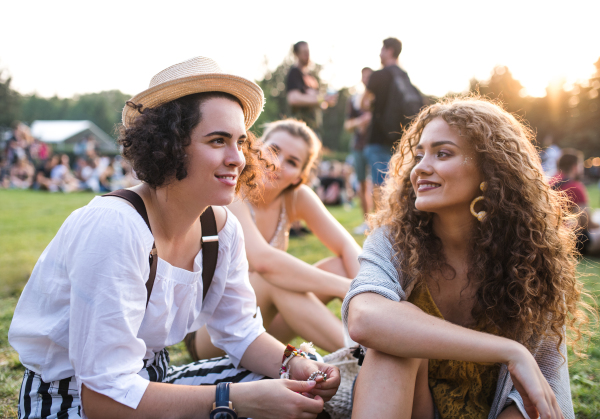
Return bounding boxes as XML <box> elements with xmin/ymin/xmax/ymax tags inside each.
<box><xmin>189</xmin><ymin>119</ymin><xmax>361</xmax><ymax>360</ymax></box>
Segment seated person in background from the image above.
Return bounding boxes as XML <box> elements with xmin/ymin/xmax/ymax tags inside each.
<box><xmin>551</xmin><ymin>148</ymin><xmax>600</xmax><ymax>255</ymax></box>
<box><xmin>99</xmin><ymin>157</ymin><xmax>115</xmax><ymax>192</ymax></box>
<box><xmin>77</xmin><ymin>157</ymin><xmax>101</xmax><ymax>192</ymax></box>
<box><xmin>9</xmin><ymin>155</ymin><xmax>35</xmax><ymax>189</ymax></box>
<box><xmin>34</xmin><ymin>154</ymin><xmax>59</xmax><ymax>191</ymax></box>
<box><xmin>346</xmin><ymin>97</ymin><xmax>586</xmax><ymax>419</ymax></box>
<box><xmin>317</xmin><ymin>160</ymin><xmax>347</xmax><ymax>206</ymax></box>
<box><xmin>50</xmin><ymin>154</ymin><xmax>80</xmax><ymax>192</ymax></box>
<box><xmin>188</xmin><ymin>119</ymin><xmax>361</xmax><ymax>360</ymax></box>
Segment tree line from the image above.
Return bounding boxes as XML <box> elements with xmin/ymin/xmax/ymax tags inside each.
<box><xmin>1</xmin><ymin>57</ymin><xmax>599</xmax><ymax>156</ymax></box>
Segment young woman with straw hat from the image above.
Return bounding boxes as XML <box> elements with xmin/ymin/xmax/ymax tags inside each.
<box><xmin>9</xmin><ymin>56</ymin><xmax>340</xmax><ymax>419</ymax></box>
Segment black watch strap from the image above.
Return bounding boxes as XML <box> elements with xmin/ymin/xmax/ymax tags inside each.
<box><xmin>210</xmin><ymin>382</ymin><xmax>237</xmax><ymax>419</ymax></box>
<box><xmin>216</xmin><ymin>382</ymin><xmax>231</xmax><ymax>407</ymax></box>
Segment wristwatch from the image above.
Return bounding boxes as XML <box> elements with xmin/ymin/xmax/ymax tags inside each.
<box><xmin>210</xmin><ymin>382</ymin><xmax>237</xmax><ymax>419</ymax></box>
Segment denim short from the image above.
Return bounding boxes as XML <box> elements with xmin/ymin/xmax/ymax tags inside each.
<box><xmin>352</xmin><ymin>150</ymin><xmax>368</xmax><ymax>182</ymax></box>
<box><xmin>363</xmin><ymin>144</ymin><xmax>392</xmax><ymax>186</ymax></box>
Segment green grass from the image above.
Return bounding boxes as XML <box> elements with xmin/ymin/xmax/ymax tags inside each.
<box><xmin>0</xmin><ymin>189</ymin><xmax>598</xmax><ymax>418</ymax></box>
<box><xmin>0</xmin><ymin>190</ymin><xmax>99</xmax><ymax>297</ymax></box>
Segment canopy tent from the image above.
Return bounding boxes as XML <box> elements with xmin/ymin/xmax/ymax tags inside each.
<box><xmin>30</xmin><ymin>120</ymin><xmax>118</xmax><ymax>153</ymax></box>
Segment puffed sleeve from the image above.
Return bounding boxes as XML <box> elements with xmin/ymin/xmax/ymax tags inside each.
<box><xmin>342</xmin><ymin>227</ymin><xmax>404</xmax><ymax>330</ymax></box>
<box><xmin>205</xmin><ymin>215</ymin><xmax>266</xmax><ymax>367</ymax></box>
<box><xmin>65</xmin><ymin>205</ymin><xmax>153</xmax><ymax>409</ymax></box>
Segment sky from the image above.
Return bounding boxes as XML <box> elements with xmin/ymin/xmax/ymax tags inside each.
<box><xmin>1</xmin><ymin>0</ymin><xmax>598</xmax><ymax>99</ymax></box>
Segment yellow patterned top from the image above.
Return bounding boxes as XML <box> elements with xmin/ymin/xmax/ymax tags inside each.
<box><xmin>407</xmin><ymin>282</ymin><xmax>500</xmax><ymax>419</ymax></box>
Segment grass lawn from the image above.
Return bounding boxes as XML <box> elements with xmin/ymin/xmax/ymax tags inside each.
<box><xmin>0</xmin><ymin>189</ymin><xmax>598</xmax><ymax>418</ymax></box>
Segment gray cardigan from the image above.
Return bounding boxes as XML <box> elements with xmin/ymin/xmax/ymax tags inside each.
<box><xmin>342</xmin><ymin>227</ymin><xmax>575</xmax><ymax>419</ymax></box>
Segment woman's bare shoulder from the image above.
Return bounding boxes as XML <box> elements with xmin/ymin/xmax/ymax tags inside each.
<box><xmin>211</xmin><ymin>206</ymin><xmax>228</xmax><ymax>233</ymax></box>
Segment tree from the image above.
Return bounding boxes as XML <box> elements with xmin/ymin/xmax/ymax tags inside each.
<box><xmin>19</xmin><ymin>90</ymin><xmax>131</xmax><ymax>137</ymax></box>
<box><xmin>0</xmin><ymin>68</ymin><xmax>22</xmax><ymax>127</ymax></box>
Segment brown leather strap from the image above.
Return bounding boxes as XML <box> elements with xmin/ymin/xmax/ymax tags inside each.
<box><xmin>103</xmin><ymin>190</ymin><xmax>157</xmax><ymax>307</ymax></box>
<box><xmin>103</xmin><ymin>190</ymin><xmax>219</xmax><ymax>310</ymax></box>
<box><xmin>184</xmin><ymin>207</ymin><xmax>219</xmax><ymax>361</ymax></box>
<box><xmin>200</xmin><ymin>206</ymin><xmax>219</xmax><ymax>301</ymax></box>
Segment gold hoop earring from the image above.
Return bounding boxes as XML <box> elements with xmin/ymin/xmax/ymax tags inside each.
<box><xmin>470</xmin><ymin>182</ymin><xmax>487</xmax><ymax>222</ymax></box>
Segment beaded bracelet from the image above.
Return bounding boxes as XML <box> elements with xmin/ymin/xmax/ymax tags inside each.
<box><xmin>279</xmin><ymin>344</ymin><xmax>308</xmax><ymax>379</ymax></box>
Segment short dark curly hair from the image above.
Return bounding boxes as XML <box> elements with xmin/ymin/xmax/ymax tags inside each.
<box><xmin>118</xmin><ymin>92</ymin><xmax>271</xmax><ymax>199</ymax></box>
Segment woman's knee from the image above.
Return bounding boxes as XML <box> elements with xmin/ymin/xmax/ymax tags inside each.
<box><xmin>314</xmin><ymin>256</ymin><xmax>348</xmax><ymax>278</ymax></box>
<box><xmin>361</xmin><ymin>348</ymin><xmax>422</xmax><ymax>375</ymax></box>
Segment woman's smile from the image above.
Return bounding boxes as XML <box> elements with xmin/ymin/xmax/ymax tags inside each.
<box><xmin>215</xmin><ymin>173</ymin><xmax>238</xmax><ymax>187</ymax></box>
<box><xmin>416</xmin><ymin>180</ymin><xmax>441</xmax><ymax>192</ymax></box>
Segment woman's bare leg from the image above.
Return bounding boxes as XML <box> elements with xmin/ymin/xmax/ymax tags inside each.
<box><xmin>192</xmin><ymin>326</ymin><xmax>226</xmax><ymax>360</ymax></box>
<box><xmin>193</xmin><ymin>270</ymin><xmax>344</xmax><ymax>357</ymax></box>
<box><xmin>412</xmin><ymin>357</ymin><xmax>434</xmax><ymax>419</ymax></box>
<box><xmin>313</xmin><ymin>256</ymin><xmax>350</xmax><ymax>303</ymax></box>
<box><xmin>352</xmin><ymin>349</ymin><xmax>434</xmax><ymax>419</ymax></box>
<box><xmin>267</xmin><ymin>314</ymin><xmax>297</xmax><ymax>344</ymax></box>
<box><xmin>252</xmin><ymin>271</ymin><xmax>344</xmax><ymax>352</ymax></box>
<box><xmin>268</xmin><ymin>256</ymin><xmax>350</xmax><ymax>342</ymax></box>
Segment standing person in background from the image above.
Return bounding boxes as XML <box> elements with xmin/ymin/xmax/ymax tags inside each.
<box><xmin>286</xmin><ymin>41</ymin><xmax>338</xmax><ymax>135</ymax></box>
<box><xmin>362</xmin><ymin>37</ymin><xmax>423</xmax><ymax>209</ymax></box>
<box><xmin>345</xmin><ymin>67</ymin><xmax>373</xmax><ymax>235</ymax></box>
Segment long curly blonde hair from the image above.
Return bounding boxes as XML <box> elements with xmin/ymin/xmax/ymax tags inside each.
<box><xmin>371</xmin><ymin>96</ymin><xmax>592</xmax><ymax>352</ymax></box>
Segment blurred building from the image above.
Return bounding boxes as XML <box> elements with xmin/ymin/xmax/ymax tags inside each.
<box><xmin>30</xmin><ymin>120</ymin><xmax>117</xmax><ymax>154</ymax></box>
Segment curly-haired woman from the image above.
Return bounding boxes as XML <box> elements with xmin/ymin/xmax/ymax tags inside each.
<box><xmin>9</xmin><ymin>57</ymin><xmax>339</xmax><ymax>419</ymax></box>
<box><xmin>188</xmin><ymin>119</ymin><xmax>361</xmax><ymax>360</ymax></box>
<box><xmin>344</xmin><ymin>97</ymin><xmax>590</xmax><ymax>419</ymax></box>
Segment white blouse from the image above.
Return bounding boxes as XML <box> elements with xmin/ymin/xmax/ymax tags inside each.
<box><xmin>9</xmin><ymin>196</ymin><xmax>265</xmax><ymax>410</ymax></box>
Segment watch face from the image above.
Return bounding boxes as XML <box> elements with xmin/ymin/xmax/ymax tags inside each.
<box><xmin>211</xmin><ymin>407</ymin><xmax>237</xmax><ymax>419</ymax></box>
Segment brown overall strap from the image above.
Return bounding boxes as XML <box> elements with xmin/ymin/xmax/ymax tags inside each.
<box><xmin>200</xmin><ymin>206</ymin><xmax>219</xmax><ymax>301</ymax></box>
<box><xmin>184</xmin><ymin>207</ymin><xmax>219</xmax><ymax>362</ymax></box>
<box><xmin>103</xmin><ymin>190</ymin><xmax>219</xmax><ymax>308</ymax></box>
<box><xmin>103</xmin><ymin>190</ymin><xmax>157</xmax><ymax>307</ymax></box>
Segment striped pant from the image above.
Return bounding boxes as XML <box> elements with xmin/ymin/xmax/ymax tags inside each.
<box><xmin>18</xmin><ymin>349</ymin><xmax>264</xmax><ymax>418</ymax></box>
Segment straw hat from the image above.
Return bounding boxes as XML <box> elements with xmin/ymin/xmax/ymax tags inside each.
<box><xmin>122</xmin><ymin>56</ymin><xmax>264</xmax><ymax>130</ymax></box>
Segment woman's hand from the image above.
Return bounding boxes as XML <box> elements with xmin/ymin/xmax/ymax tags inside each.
<box><xmin>230</xmin><ymin>379</ymin><xmax>325</xmax><ymax>419</ymax></box>
<box><xmin>506</xmin><ymin>344</ymin><xmax>564</xmax><ymax>419</ymax></box>
<box><xmin>288</xmin><ymin>356</ymin><xmax>341</xmax><ymax>401</ymax></box>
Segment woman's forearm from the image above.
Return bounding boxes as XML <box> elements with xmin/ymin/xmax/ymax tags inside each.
<box><xmin>287</xmin><ymin>90</ymin><xmax>319</xmax><ymax>107</ymax></box>
<box><xmin>340</xmin><ymin>242</ymin><xmax>361</xmax><ymax>278</ymax></box>
<box><xmin>252</xmin><ymin>248</ymin><xmax>350</xmax><ymax>298</ymax></box>
<box><xmin>239</xmin><ymin>332</ymin><xmax>284</xmax><ymax>378</ymax></box>
<box><xmin>82</xmin><ymin>382</ymin><xmax>213</xmax><ymax>419</ymax></box>
<box><xmin>348</xmin><ymin>292</ymin><xmax>524</xmax><ymax>365</ymax></box>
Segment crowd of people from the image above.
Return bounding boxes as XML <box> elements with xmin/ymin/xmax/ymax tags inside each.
<box><xmin>285</xmin><ymin>39</ymin><xmax>424</xmax><ymax>234</ymax></box>
<box><xmin>5</xmin><ymin>40</ymin><xmax>598</xmax><ymax>419</ymax></box>
<box><xmin>1</xmin><ymin>122</ymin><xmax>139</xmax><ymax>192</ymax></box>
